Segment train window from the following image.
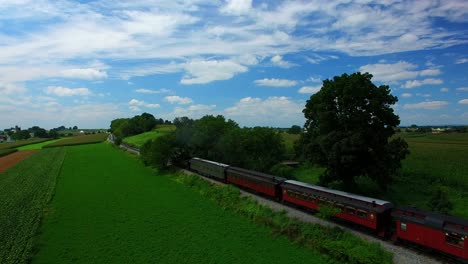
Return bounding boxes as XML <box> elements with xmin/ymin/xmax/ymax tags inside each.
<box><xmin>445</xmin><ymin>233</ymin><xmax>464</xmax><ymax>248</ymax></box>
<box><xmin>357</xmin><ymin>210</ymin><xmax>367</xmax><ymax>218</ymax></box>
<box><xmin>401</xmin><ymin>222</ymin><xmax>407</xmax><ymax>232</ymax></box>
<box><xmin>345</xmin><ymin>207</ymin><xmax>355</xmax><ymax>215</ymax></box>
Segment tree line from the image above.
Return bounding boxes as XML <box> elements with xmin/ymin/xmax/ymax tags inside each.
<box><xmin>109</xmin><ymin>113</ymin><xmax>171</xmax><ymax>145</ymax></box>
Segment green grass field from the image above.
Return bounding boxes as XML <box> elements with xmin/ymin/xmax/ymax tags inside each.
<box><xmin>16</xmin><ymin>138</ymin><xmax>65</xmax><ymax>150</ymax></box>
<box><xmin>32</xmin><ymin>143</ymin><xmax>330</xmax><ymax>263</ymax></box>
<box><xmin>0</xmin><ymin>148</ymin><xmax>66</xmax><ymax>264</ymax></box>
<box><xmin>44</xmin><ymin>133</ymin><xmax>107</xmax><ymax>148</ymax></box>
<box><xmin>123</xmin><ymin>125</ymin><xmax>176</xmax><ymax>147</ymax></box>
<box><xmin>0</xmin><ymin>138</ymin><xmax>49</xmax><ymax>150</ymax></box>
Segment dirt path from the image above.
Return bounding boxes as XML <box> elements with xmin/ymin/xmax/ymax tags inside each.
<box><xmin>0</xmin><ymin>150</ymin><xmax>38</xmax><ymax>173</ymax></box>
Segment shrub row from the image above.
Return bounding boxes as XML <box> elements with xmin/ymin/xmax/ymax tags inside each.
<box><xmin>44</xmin><ymin>133</ymin><xmax>108</xmax><ymax>148</ymax></box>
<box><xmin>0</xmin><ymin>138</ymin><xmax>49</xmax><ymax>150</ymax></box>
<box><xmin>173</xmin><ymin>174</ymin><xmax>393</xmax><ymax>264</ymax></box>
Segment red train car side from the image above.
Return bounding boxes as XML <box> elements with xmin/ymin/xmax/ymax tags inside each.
<box><xmin>392</xmin><ymin>207</ymin><xmax>468</xmax><ymax>262</ymax></box>
<box><xmin>225</xmin><ymin>166</ymin><xmax>286</xmax><ymax>199</ymax></box>
<box><xmin>281</xmin><ymin>180</ymin><xmax>394</xmax><ymax>237</ymax></box>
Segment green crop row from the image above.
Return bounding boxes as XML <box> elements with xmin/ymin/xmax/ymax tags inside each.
<box><xmin>0</xmin><ymin>148</ymin><xmax>17</xmax><ymax>157</ymax></box>
<box><xmin>0</xmin><ymin>148</ymin><xmax>66</xmax><ymax>264</ymax></box>
<box><xmin>43</xmin><ymin>133</ymin><xmax>107</xmax><ymax>148</ymax></box>
<box><xmin>174</xmin><ymin>174</ymin><xmax>393</xmax><ymax>264</ymax></box>
<box><xmin>0</xmin><ymin>138</ymin><xmax>50</xmax><ymax>150</ymax></box>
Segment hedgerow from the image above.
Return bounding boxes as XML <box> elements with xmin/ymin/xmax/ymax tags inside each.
<box><xmin>173</xmin><ymin>174</ymin><xmax>392</xmax><ymax>264</ymax></box>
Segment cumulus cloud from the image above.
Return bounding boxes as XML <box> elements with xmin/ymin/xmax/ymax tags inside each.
<box><xmin>224</xmin><ymin>96</ymin><xmax>304</xmax><ymax>127</ymax></box>
<box><xmin>135</xmin><ymin>88</ymin><xmax>170</xmax><ymax>94</ymax></box>
<box><xmin>456</xmin><ymin>87</ymin><xmax>468</xmax><ymax>91</ymax></box>
<box><xmin>440</xmin><ymin>88</ymin><xmax>449</xmax><ymax>92</ymax></box>
<box><xmin>46</xmin><ymin>86</ymin><xmax>91</xmax><ymax>97</ymax></box>
<box><xmin>128</xmin><ymin>99</ymin><xmax>160</xmax><ymax>109</ymax></box>
<box><xmin>254</xmin><ymin>78</ymin><xmax>297</xmax><ymax>87</ymax></box>
<box><xmin>298</xmin><ymin>86</ymin><xmax>321</xmax><ymax>94</ymax></box>
<box><xmin>60</xmin><ymin>68</ymin><xmax>107</xmax><ymax>80</ymax></box>
<box><xmin>306</xmin><ymin>54</ymin><xmax>338</xmax><ymax>64</ymax></box>
<box><xmin>359</xmin><ymin>61</ymin><xmax>442</xmax><ymax>83</ymax></box>
<box><xmin>401</xmin><ymin>93</ymin><xmax>412</xmax><ymax>98</ymax></box>
<box><xmin>220</xmin><ymin>0</ymin><xmax>252</xmax><ymax>15</ymax></box>
<box><xmin>459</xmin><ymin>99</ymin><xmax>468</xmax><ymax>105</ymax></box>
<box><xmin>403</xmin><ymin>78</ymin><xmax>443</xmax><ymax>89</ymax></box>
<box><xmin>455</xmin><ymin>58</ymin><xmax>468</xmax><ymax>64</ymax></box>
<box><xmin>403</xmin><ymin>101</ymin><xmax>449</xmax><ymax>110</ymax></box>
<box><xmin>181</xmin><ymin>59</ymin><xmax>247</xmax><ymax>84</ymax></box>
<box><xmin>270</xmin><ymin>55</ymin><xmax>295</xmax><ymax>68</ymax></box>
<box><xmin>164</xmin><ymin>95</ymin><xmax>193</xmax><ymax>105</ymax></box>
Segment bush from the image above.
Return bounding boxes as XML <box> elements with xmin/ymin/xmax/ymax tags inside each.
<box><xmin>269</xmin><ymin>163</ymin><xmax>296</xmax><ymax>179</ymax></box>
<box><xmin>428</xmin><ymin>187</ymin><xmax>453</xmax><ymax>214</ymax></box>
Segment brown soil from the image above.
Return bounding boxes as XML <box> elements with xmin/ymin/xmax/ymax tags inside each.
<box><xmin>0</xmin><ymin>150</ymin><xmax>38</xmax><ymax>173</ymax></box>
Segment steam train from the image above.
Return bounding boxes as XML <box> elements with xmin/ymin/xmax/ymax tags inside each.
<box><xmin>189</xmin><ymin>157</ymin><xmax>468</xmax><ymax>262</ymax></box>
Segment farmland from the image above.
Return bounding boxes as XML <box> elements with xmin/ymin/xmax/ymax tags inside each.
<box><xmin>0</xmin><ymin>148</ymin><xmax>65</xmax><ymax>264</ymax></box>
<box><xmin>123</xmin><ymin>124</ymin><xmax>175</xmax><ymax>147</ymax></box>
<box><xmin>32</xmin><ymin>143</ymin><xmax>331</xmax><ymax>263</ymax></box>
<box><xmin>43</xmin><ymin>133</ymin><xmax>108</xmax><ymax>148</ymax></box>
<box><xmin>17</xmin><ymin>138</ymin><xmax>65</xmax><ymax>150</ymax></box>
<box><xmin>0</xmin><ymin>138</ymin><xmax>50</xmax><ymax>150</ymax></box>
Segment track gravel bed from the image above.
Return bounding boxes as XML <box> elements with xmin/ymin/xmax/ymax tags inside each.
<box><xmin>182</xmin><ymin>169</ymin><xmax>452</xmax><ymax>264</ymax></box>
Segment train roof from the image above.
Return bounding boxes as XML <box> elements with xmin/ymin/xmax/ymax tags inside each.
<box><xmin>392</xmin><ymin>206</ymin><xmax>468</xmax><ymax>234</ymax></box>
<box><xmin>283</xmin><ymin>180</ymin><xmax>392</xmax><ymax>206</ymax></box>
<box><xmin>227</xmin><ymin>166</ymin><xmax>287</xmax><ymax>183</ymax></box>
<box><xmin>190</xmin><ymin>157</ymin><xmax>230</xmax><ymax>168</ymax></box>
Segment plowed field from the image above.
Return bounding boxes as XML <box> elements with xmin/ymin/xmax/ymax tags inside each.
<box><xmin>0</xmin><ymin>150</ymin><xmax>37</xmax><ymax>173</ymax></box>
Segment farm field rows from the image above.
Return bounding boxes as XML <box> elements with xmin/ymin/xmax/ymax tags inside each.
<box><xmin>44</xmin><ymin>133</ymin><xmax>107</xmax><ymax>148</ymax></box>
<box><xmin>17</xmin><ymin>138</ymin><xmax>65</xmax><ymax>150</ymax></box>
<box><xmin>0</xmin><ymin>148</ymin><xmax>66</xmax><ymax>264</ymax></box>
<box><xmin>0</xmin><ymin>138</ymin><xmax>49</xmax><ymax>150</ymax></box>
<box><xmin>0</xmin><ymin>150</ymin><xmax>38</xmax><ymax>173</ymax></box>
<box><xmin>32</xmin><ymin>143</ymin><xmax>330</xmax><ymax>263</ymax></box>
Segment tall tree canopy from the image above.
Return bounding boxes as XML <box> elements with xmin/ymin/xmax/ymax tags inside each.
<box><xmin>297</xmin><ymin>72</ymin><xmax>409</xmax><ymax>190</ymax></box>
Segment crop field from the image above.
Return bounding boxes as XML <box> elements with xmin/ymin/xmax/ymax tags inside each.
<box><xmin>0</xmin><ymin>148</ymin><xmax>65</xmax><ymax>264</ymax></box>
<box><xmin>123</xmin><ymin>124</ymin><xmax>176</xmax><ymax>147</ymax></box>
<box><xmin>0</xmin><ymin>150</ymin><xmax>38</xmax><ymax>173</ymax></box>
<box><xmin>0</xmin><ymin>138</ymin><xmax>49</xmax><ymax>150</ymax></box>
<box><xmin>17</xmin><ymin>138</ymin><xmax>65</xmax><ymax>150</ymax></box>
<box><xmin>43</xmin><ymin>133</ymin><xmax>107</xmax><ymax>148</ymax></box>
<box><xmin>0</xmin><ymin>148</ymin><xmax>17</xmax><ymax>157</ymax></box>
<box><xmin>32</xmin><ymin>144</ymin><xmax>330</xmax><ymax>263</ymax></box>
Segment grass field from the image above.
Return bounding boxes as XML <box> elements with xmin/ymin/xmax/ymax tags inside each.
<box><xmin>0</xmin><ymin>138</ymin><xmax>49</xmax><ymax>150</ymax></box>
<box><xmin>17</xmin><ymin>138</ymin><xmax>65</xmax><ymax>150</ymax></box>
<box><xmin>32</xmin><ymin>143</ymin><xmax>331</xmax><ymax>263</ymax></box>
<box><xmin>44</xmin><ymin>133</ymin><xmax>107</xmax><ymax>148</ymax></box>
<box><xmin>0</xmin><ymin>148</ymin><xmax>66</xmax><ymax>264</ymax></box>
<box><xmin>123</xmin><ymin>124</ymin><xmax>176</xmax><ymax>147</ymax></box>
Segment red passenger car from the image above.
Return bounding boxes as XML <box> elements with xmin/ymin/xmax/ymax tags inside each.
<box><xmin>392</xmin><ymin>207</ymin><xmax>468</xmax><ymax>262</ymax></box>
<box><xmin>225</xmin><ymin>166</ymin><xmax>286</xmax><ymax>198</ymax></box>
<box><xmin>280</xmin><ymin>180</ymin><xmax>394</xmax><ymax>237</ymax></box>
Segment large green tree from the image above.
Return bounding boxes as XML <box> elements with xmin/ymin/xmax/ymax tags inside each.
<box><xmin>297</xmin><ymin>72</ymin><xmax>408</xmax><ymax>191</ymax></box>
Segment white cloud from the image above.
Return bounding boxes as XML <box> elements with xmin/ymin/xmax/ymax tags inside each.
<box><xmin>270</xmin><ymin>55</ymin><xmax>295</xmax><ymax>68</ymax></box>
<box><xmin>403</xmin><ymin>101</ymin><xmax>449</xmax><ymax>110</ymax></box>
<box><xmin>135</xmin><ymin>88</ymin><xmax>170</xmax><ymax>94</ymax></box>
<box><xmin>456</xmin><ymin>58</ymin><xmax>468</xmax><ymax>64</ymax></box>
<box><xmin>181</xmin><ymin>59</ymin><xmax>247</xmax><ymax>84</ymax></box>
<box><xmin>60</xmin><ymin>68</ymin><xmax>107</xmax><ymax>80</ymax></box>
<box><xmin>359</xmin><ymin>61</ymin><xmax>442</xmax><ymax>83</ymax></box>
<box><xmin>459</xmin><ymin>99</ymin><xmax>468</xmax><ymax>105</ymax></box>
<box><xmin>456</xmin><ymin>87</ymin><xmax>468</xmax><ymax>91</ymax></box>
<box><xmin>440</xmin><ymin>88</ymin><xmax>449</xmax><ymax>92</ymax></box>
<box><xmin>220</xmin><ymin>0</ymin><xmax>252</xmax><ymax>15</ymax></box>
<box><xmin>164</xmin><ymin>96</ymin><xmax>193</xmax><ymax>105</ymax></box>
<box><xmin>403</xmin><ymin>78</ymin><xmax>443</xmax><ymax>89</ymax></box>
<box><xmin>46</xmin><ymin>86</ymin><xmax>91</xmax><ymax>97</ymax></box>
<box><xmin>224</xmin><ymin>96</ymin><xmax>304</xmax><ymax>127</ymax></box>
<box><xmin>168</xmin><ymin>104</ymin><xmax>217</xmax><ymax>120</ymax></box>
<box><xmin>128</xmin><ymin>99</ymin><xmax>160</xmax><ymax>108</ymax></box>
<box><xmin>306</xmin><ymin>54</ymin><xmax>338</xmax><ymax>64</ymax></box>
<box><xmin>0</xmin><ymin>82</ymin><xmax>26</xmax><ymax>95</ymax></box>
<box><xmin>254</xmin><ymin>78</ymin><xmax>297</xmax><ymax>87</ymax></box>
<box><xmin>298</xmin><ymin>86</ymin><xmax>321</xmax><ymax>94</ymax></box>
<box><xmin>401</xmin><ymin>93</ymin><xmax>412</xmax><ymax>98</ymax></box>
<box><xmin>416</xmin><ymin>93</ymin><xmax>431</xmax><ymax>98</ymax></box>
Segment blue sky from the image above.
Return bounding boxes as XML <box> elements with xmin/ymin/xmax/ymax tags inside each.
<box><xmin>0</xmin><ymin>0</ymin><xmax>467</xmax><ymax>129</ymax></box>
